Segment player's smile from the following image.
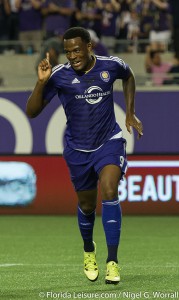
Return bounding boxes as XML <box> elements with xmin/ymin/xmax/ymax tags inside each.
<box><xmin>71</xmin><ymin>61</ymin><xmax>82</xmax><ymax>68</ymax></box>
<box><xmin>64</xmin><ymin>37</ymin><xmax>94</xmax><ymax>72</ymax></box>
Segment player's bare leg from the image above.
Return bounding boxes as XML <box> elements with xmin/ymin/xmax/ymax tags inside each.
<box><xmin>99</xmin><ymin>164</ymin><xmax>121</xmax><ymax>199</ymax></box>
<box><xmin>77</xmin><ymin>189</ymin><xmax>97</xmax><ymax>215</ymax></box>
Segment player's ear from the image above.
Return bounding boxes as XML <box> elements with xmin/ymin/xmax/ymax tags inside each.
<box><xmin>87</xmin><ymin>42</ymin><xmax>92</xmax><ymax>51</ymax></box>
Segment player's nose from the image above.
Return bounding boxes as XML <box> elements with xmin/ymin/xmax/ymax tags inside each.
<box><xmin>69</xmin><ymin>52</ymin><xmax>77</xmax><ymax>60</ymax></box>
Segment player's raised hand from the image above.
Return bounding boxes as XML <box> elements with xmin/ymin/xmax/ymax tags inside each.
<box><xmin>38</xmin><ymin>52</ymin><xmax>52</xmax><ymax>83</ymax></box>
<box><xmin>126</xmin><ymin>113</ymin><xmax>143</xmax><ymax>139</ymax></box>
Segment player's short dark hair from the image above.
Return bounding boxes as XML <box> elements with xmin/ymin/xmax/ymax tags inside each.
<box><xmin>63</xmin><ymin>27</ymin><xmax>91</xmax><ymax>43</ymax></box>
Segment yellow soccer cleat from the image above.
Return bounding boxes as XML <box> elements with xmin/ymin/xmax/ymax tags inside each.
<box><xmin>84</xmin><ymin>242</ymin><xmax>99</xmax><ymax>281</ymax></box>
<box><xmin>105</xmin><ymin>261</ymin><xmax>120</xmax><ymax>284</ymax></box>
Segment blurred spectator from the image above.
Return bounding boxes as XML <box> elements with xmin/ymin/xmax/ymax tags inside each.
<box><xmin>145</xmin><ymin>45</ymin><xmax>171</xmax><ymax>85</ymax></box>
<box><xmin>41</xmin><ymin>0</ymin><xmax>75</xmax><ymax>40</ymax></box>
<box><xmin>18</xmin><ymin>0</ymin><xmax>44</xmax><ymax>53</ymax></box>
<box><xmin>97</xmin><ymin>0</ymin><xmax>120</xmax><ymax>51</ymax></box>
<box><xmin>148</xmin><ymin>0</ymin><xmax>172</xmax><ymax>51</ymax></box>
<box><xmin>127</xmin><ymin>7</ymin><xmax>140</xmax><ymax>52</ymax></box>
<box><xmin>137</xmin><ymin>0</ymin><xmax>153</xmax><ymax>52</ymax></box>
<box><xmin>7</xmin><ymin>0</ymin><xmax>20</xmax><ymax>53</ymax></box>
<box><xmin>75</xmin><ymin>0</ymin><xmax>102</xmax><ymax>38</ymax></box>
<box><xmin>163</xmin><ymin>52</ymin><xmax>179</xmax><ymax>84</ymax></box>
<box><xmin>0</xmin><ymin>0</ymin><xmax>10</xmax><ymax>53</ymax></box>
<box><xmin>35</xmin><ymin>36</ymin><xmax>62</xmax><ymax>72</ymax></box>
<box><xmin>115</xmin><ymin>0</ymin><xmax>131</xmax><ymax>52</ymax></box>
<box><xmin>87</xmin><ymin>29</ymin><xmax>109</xmax><ymax>56</ymax></box>
<box><xmin>169</xmin><ymin>0</ymin><xmax>179</xmax><ymax>55</ymax></box>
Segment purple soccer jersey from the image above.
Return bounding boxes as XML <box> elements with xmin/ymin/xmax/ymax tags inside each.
<box><xmin>43</xmin><ymin>55</ymin><xmax>130</xmax><ymax>151</ymax></box>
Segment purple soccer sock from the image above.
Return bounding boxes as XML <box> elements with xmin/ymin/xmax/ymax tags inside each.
<box><xmin>78</xmin><ymin>205</ymin><xmax>95</xmax><ymax>252</ymax></box>
<box><xmin>102</xmin><ymin>197</ymin><xmax>122</xmax><ymax>263</ymax></box>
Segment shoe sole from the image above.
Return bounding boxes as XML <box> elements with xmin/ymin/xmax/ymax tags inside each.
<box><xmin>105</xmin><ymin>279</ymin><xmax>120</xmax><ymax>284</ymax></box>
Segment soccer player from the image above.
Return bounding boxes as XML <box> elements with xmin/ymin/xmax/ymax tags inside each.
<box><xmin>26</xmin><ymin>27</ymin><xmax>143</xmax><ymax>284</ymax></box>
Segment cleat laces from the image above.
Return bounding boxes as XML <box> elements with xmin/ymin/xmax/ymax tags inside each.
<box><xmin>84</xmin><ymin>253</ymin><xmax>98</xmax><ymax>271</ymax></box>
<box><xmin>106</xmin><ymin>262</ymin><xmax>120</xmax><ymax>277</ymax></box>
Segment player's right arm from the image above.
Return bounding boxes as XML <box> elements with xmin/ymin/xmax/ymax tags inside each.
<box><xmin>26</xmin><ymin>52</ymin><xmax>52</xmax><ymax>118</ymax></box>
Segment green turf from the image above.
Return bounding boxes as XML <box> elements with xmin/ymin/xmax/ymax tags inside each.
<box><xmin>0</xmin><ymin>216</ymin><xmax>178</xmax><ymax>300</ymax></box>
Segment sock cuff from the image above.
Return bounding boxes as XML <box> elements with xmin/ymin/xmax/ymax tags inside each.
<box><xmin>102</xmin><ymin>197</ymin><xmax>119</xmax><ymax>206</ymax></box>
<box><xmin>78</xmin><ymin>205</ymin><xmax>96</xmax><ymax>216</ymax></box>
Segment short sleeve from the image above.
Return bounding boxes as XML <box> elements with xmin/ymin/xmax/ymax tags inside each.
<box><xmin>43</xmin><ymin>76</ymin><xmax>58</xmax><ymax>103</ymax></box>
<box><xmin>110</xmin><ymin>56</ymin><xmax>131</xmax><ymax>80</ymax></box>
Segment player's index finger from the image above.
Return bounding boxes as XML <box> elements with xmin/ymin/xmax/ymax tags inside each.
<box><xmin>46</xmin><ymin>52</ymin><xmax>50</xmax><ymax>62</ymax></box>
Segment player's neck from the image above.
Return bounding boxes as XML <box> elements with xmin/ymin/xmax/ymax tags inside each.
<box><xmin>84</xmin><ymin>55</ymin><xmax>96</xmax><ymax>74</ymax></box>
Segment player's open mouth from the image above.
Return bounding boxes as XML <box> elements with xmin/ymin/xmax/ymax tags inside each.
<box><xmin>72</xmin><ymin>61</ymin><xmax>81</xmax><ymax>67</ymax></box>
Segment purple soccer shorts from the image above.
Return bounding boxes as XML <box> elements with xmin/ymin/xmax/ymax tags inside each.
<box><xmin>63</xmin><ymin>138</ymin><xmax>128</xmax><ymax>191</ymax></box>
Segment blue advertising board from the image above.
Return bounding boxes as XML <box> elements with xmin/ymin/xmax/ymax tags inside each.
<box><xmin>0</xmin><ymin>91</ymin><xmax>178</xmax><ymax>154</ymax></box>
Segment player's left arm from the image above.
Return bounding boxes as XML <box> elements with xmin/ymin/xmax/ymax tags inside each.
<box><xmin>122</xmin><ymin>67</ymin><xmax>143</xmax><ymax>139</ymax></box>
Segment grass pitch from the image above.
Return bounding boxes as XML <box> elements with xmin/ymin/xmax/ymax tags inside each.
<box><xmin>0</xmin><ymin>216</ymin><xmax>178</xmax><ymax>300</ymax></box>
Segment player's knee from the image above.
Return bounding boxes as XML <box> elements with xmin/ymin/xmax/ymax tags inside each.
<box><xmin>79</xmin><ymin>202</ymin><xmax>96</xmax><ymax>214</ymax></box>
<box><xmin>103</xmin><ymin>189</ymin><xmax>117</xmax><ymax>200</ymax></box>
<box><xmin>101</xmin><ymin>181</ymin><xmax>118</xmax><ymax>200</ymax></box>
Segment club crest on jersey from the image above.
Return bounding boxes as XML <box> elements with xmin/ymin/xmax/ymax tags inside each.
<box><xmin>100</xmin><ymin>71</ymin><xmax>110</xmax><ymax>82</ymax></box>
